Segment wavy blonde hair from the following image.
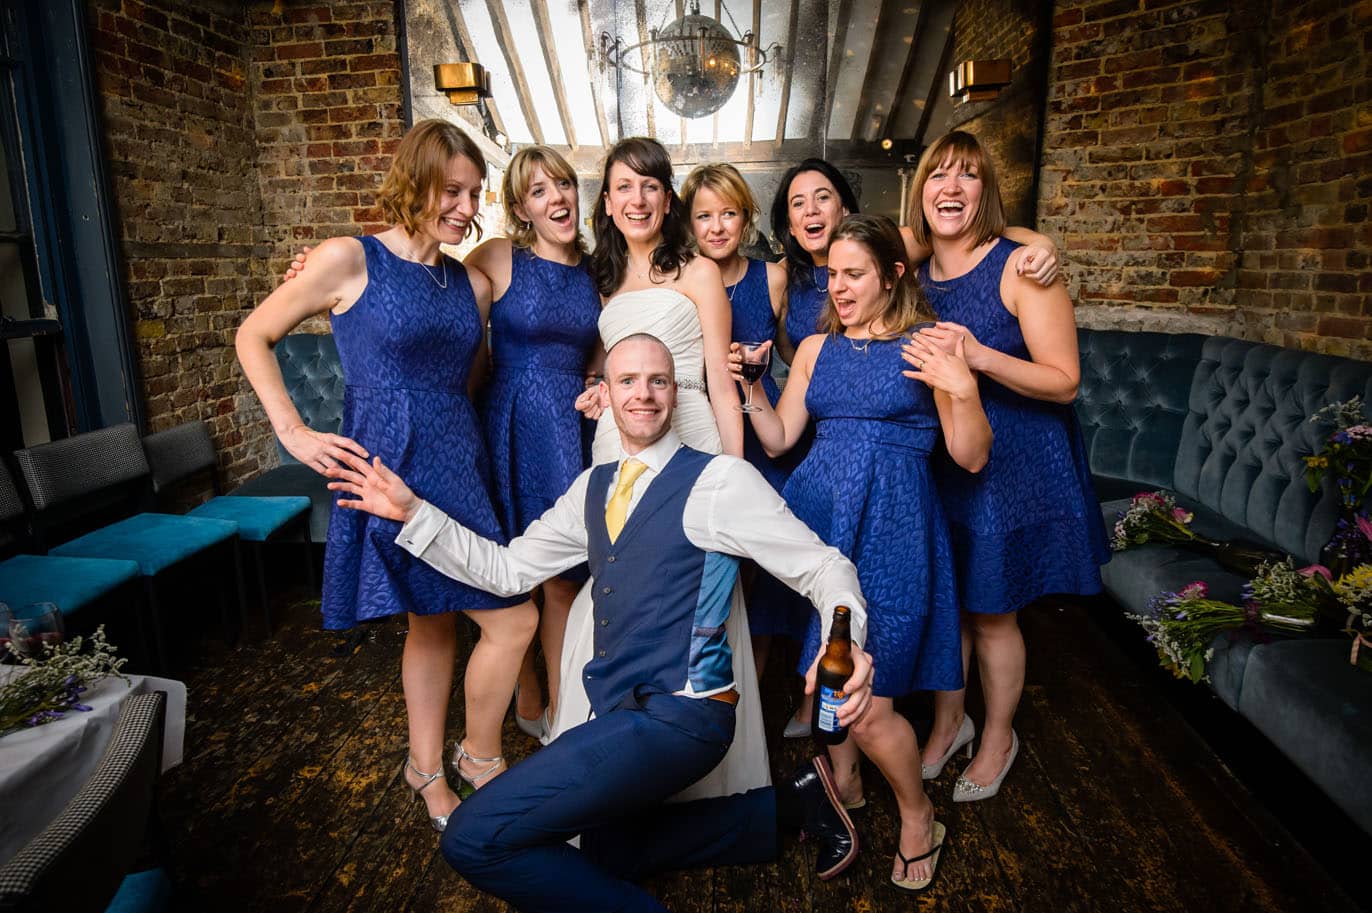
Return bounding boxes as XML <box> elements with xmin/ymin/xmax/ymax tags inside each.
<box><xmin>377</xmin><ymin>119</ymin><xmax>486</xmax><ymax>240</ymax></box>
<box><xmin>502</xmin><ymin>145</ymin><xmax>586</xmax><ymax>254</ymax></box>
<box><xmin>679</xmin><ymin>163</ymin><xmax>761</xmax><ymax>249</ymax></box>
<box><xmin>819</xmin><ymin>214</ymin><xmax>934</xmax><ymax>338</ymax></box>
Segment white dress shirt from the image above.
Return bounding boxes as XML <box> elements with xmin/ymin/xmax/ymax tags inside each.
<box><xmin>397</xmin><ymin>429</ymin><xmax>868</xmax><ymax>647</ymax></box>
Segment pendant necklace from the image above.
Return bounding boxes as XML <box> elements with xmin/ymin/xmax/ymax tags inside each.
<box><xmin>815</xmin><ymin>263</ymin><xmax>829</xmax><ymax>293</ymax></box>
<box><xmin>404</xmin><ymin>242</ymin><xmax>448</xmax><ymax>289</ymax></box>
<box><xmin>847</xmin><ymin>335</ymin><xmax>872</xmax><ymax>354</ymax></box>
<box><xmin>724</xmin><ymin>258</ymin><xmax>746</xmax><ymax>306</ymax></box>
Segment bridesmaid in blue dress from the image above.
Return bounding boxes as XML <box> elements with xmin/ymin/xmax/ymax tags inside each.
<box><xmin>733</xmin><ymin>214</ymin><xmax>991</xmax><ymax>892</ymax></box>
<box><xmin>679</xmin><ymin>165</ymin><xmax>805</xmax><ymax>653</ymax></box>
<box><xmin>466</xmin><ymin>145</ymin><xmax>600</xmax><ymax>742</ymax></box>
<box><xmin>770</xmin><ymin>159</ymin><xmax>860</xmax><ymax>360</ymax></box>
<box><xmin>904</xmin><ymin>131</ymin><xmax>1110</xmax><ymax>802</ymax></box>
<box><xmin>239</xmin><ymin>121</ymin><xmax>537</xmax><ymax>832</ymax></box>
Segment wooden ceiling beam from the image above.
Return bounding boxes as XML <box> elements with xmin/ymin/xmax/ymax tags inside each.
<box><xmin>848</xmin><ymin>0</ymin><xmax>890</xmax><ymax>144</ymax></box>
<box><xmin>484</xmin><ymin>0</ymin><xmax>544</xmax><ymax>145</ymax></box>
<box><xmin>579</xmin><ymin>0</ymin><xmax>613</xmax><ymax>148</ymax></box>
<box><xmin>531</xmin><ymin>0</ymin><xmax>578</xmax><ymax>149</ymax></box>
<box><xmin>875</xmin><ymin>0</ymin><xmax>928</xmax><ymax>141</ymax></box>
<box><xmin>913</xmin><ymin>3</ymin><xmax>956</xmax><ymax>148</ymax></box>
<box><xmin>774</xmin><ymin>0</ymin><xmax>799</xmax><ymax>147</ymax></box>
<box><xmin>447</xmin><ymin>1</ymin><xmax>506</xmax><ymax>145</ymax></box>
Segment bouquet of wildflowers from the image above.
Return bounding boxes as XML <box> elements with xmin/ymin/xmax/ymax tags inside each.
<box><xmin>1128</xmin><ymin>580</ymin><xmax>1319</xmax><ymax>684</ymax></box>
<box><xmin>1329</xmin><ymin>563</ymin><xmax>1372</xmax><ymax>670</ymax></box>
<box><xmin>0</xmin><ymin>626</ymin><xmax>127</xmax><ymax>735</ymax></box>
<box><xmin>1111</xmin><ymin>491</ymin><xmax>1200</xmax><ymax>550</ymax></box>
<box><xmin>1305</xmin><ymin>397</ymin><xmax>1372</xmax><ymax>573</ymax></box>
<box><xmin>1112</xmin><ymin>490</ymin><xmax>1280</xmax><ymax>576</ymax></box>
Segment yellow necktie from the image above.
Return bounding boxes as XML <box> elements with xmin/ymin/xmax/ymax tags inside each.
<box><xmin>605</xmin><ymin>458</ymin><xmax>648</xmax><ymax>543</ymax></box>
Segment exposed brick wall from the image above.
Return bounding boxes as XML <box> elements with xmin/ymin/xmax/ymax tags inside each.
<box><xmin>1237</xmin><ymin>0</ymin><xmax>1372</xmax><ymax>357</ymax></box>
<box><xmin>940</xmin><ymin>0</ymin><xmax>1049</xmax><ymax>228</ymax></box>
<box><xmin>88</xmin><ymin>0</ymin><xmax>273</xmax><ymax>486</ymax></box>
<box><xmin>247</xmin><ymin>0</ymin><xmax>405</xmax><ymax>305</ymax></box>
<box><xmin>89</xmin><ymin>0</ymin><xmax>407</xmax><ymax>487</ymax></box>
<box><xmin>1039</xmin><ymin>0</ymin><xmax>1371</xmax><ymax>359</ymax></box>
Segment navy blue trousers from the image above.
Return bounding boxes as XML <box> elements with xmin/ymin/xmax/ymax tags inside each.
<box><xmin>441</xmin><ymin>692</ymin><xmax>777</xmax><ymax>912</ymax></box>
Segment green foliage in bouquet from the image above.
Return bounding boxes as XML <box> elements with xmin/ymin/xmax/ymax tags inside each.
<box><xmin>0</xmin><ymin>626</ymin><xmax>128</xmax><ymax>736</ymax></box>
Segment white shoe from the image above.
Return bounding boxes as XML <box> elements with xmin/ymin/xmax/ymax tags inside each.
<box><xmin>952</xmin><ymin>730</ymin><xmax>1018</xmax><ymax>802</ymax></box>
<box><xmin>920</xmin><ymin>715</ymin><xmax>976</xmax><ymax>780</ymax></box>
<box><xmin>515</xmin><ymin>707</ymin><xmax>549</xmax><ymax>742</ymax></box>
<box><xmin>783</xmin><ymin>710</ymin><xmax>811</xmax><ymax>739</ymax></box>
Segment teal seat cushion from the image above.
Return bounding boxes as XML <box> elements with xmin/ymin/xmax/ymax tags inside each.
<box><xmin>104</xmin><ymin>867</ymin><xmax>171</xmax><ymax>913</ymax></box>
<box><xmin>187</xmin><ymin>496</ymin><xmax>310</xmax><ymax>542</ymax></box>
<box><xmin>0</xmin><ymin>554</ymin><xmax>141</xmax><ymax>616</ymax></box>
<box><xmin>50</xmin><ymin>513</ymin><xmax>238</xmax><ymax>576</ymax></box>
<box><xmin>1237</xmin><ymin>638</ymin><xmax>1372</xmax><ymax>835</ymax></box>
<box><xmin>230</xmin><ymin>465</ymin><xmax>331</xmax><ymax>543</ymax></box>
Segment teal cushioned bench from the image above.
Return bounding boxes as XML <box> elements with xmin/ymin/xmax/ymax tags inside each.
<box><xmin>1076</xmin><ymin>329</ymin><xmax>1372</xmax><ymax>834</ymax></box>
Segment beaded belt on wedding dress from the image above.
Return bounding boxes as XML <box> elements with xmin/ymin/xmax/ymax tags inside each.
<box><xmin>676</xmin><ymin>377</ymin><xmax>706</xmax><ymax>392</ymax></box>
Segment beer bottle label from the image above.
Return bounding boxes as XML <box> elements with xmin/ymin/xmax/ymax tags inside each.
<box><xmin>817</xmin><ymin>684</ymin><xmax>847</xmax><ymax>732</ymax></box>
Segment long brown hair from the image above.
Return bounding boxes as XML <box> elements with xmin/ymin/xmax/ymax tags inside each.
<box><xmin>377</xmin><ymin>119</ymin><xmax>486</xmax><ymax>240</ymax></box>
<box><xmin>503</xmin><ymin>145</ymin><xmax>586</xmax><ymax>254</ymax></box>
<box><xmin>906</xmin><ymin>130</ymin><xmax>1007</xmax><ymax>252</ymax></box>
<box><xmin>819</xmin><ymin>214</ymin><xmax>933</xmax><ymax>338</ymax></box>
<box><xmin>590</xmin><ymin>137</ymin><xmax>691</xmax><ymax>296</ymax></box>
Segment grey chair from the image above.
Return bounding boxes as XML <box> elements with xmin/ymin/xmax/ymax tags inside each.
<box><xmin>0</xmin><ymin>691</ymin><xmax>168</xmax><ymax>913</ymax></box>
<box><xmin>143</xmin><ymin>420</ymin><xmax>314</xmax><ymax>632</ymax></box>
<box><xmin>15</xmin><ymin>423</ymin><xmax>246</xmax><ymax>666</ymax></box>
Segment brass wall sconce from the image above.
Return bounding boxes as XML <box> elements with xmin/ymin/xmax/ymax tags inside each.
<box><xmin>434</xmin><ymin>62</ymin><xmax>492</xmax><ymax>106</ymax></box>
<box><xmin>947</xmin><ymin>59</ymin><xmax>1011</xmax><ymax>103</ymax></box>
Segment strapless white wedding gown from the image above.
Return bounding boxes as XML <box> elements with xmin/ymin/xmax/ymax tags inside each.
<box><xmin>549</xmin><ymin>287</ymin><xmax>772</xmax><ymax>800</ymax></box>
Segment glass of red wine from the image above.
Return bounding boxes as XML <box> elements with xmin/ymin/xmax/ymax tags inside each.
<box><xmin>736</xmin><ymin>341</ymin><xmax>771</xmax><ymax>413</ymax></box>
<box><xmin>9</xmin><ymin>603</ymin><xmax>64</xmax><ymax>659</ymax></box>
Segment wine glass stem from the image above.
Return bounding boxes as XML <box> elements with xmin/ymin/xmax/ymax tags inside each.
<box><xmin>745</xmin><ymin>383</ymin><xmax>754</xmax><ymax>409</ymax></box>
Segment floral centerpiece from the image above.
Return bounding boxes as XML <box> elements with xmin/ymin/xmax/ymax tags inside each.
<box><xmin>1111</xmin><ymin>490</ymin><xmax>1280</xmax><ymax>576</ymax></box>
<box><xmin>0</xmin><ymin>626</ymin><xmax>127</xmax><ymax>735</ymax></box>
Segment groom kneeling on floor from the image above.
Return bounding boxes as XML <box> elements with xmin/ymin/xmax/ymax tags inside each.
<box><xmin>327</xmin><ymin>332</ymin><xmax>873</xmax><ymax>913</ymax></box>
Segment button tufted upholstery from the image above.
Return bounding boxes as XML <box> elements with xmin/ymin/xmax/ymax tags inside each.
<box><xmin>1076</xmin><ymin>329</ymin><xmax>1206</xmax><ymax>502</ymax></box>
<box><xmin>1076</xmin><ymin>328</ymin><xmax>1372</xmax><ymax>835</ymax></box>
<box><xmin>1175</xmin><ymin>338</ymin><xmax>1372</xmax><ymax>563</ymax></box>
<box><xmin>273</xmin><ymin>333</ymin><xmax>345</xmax><ymax>465</ymax></box>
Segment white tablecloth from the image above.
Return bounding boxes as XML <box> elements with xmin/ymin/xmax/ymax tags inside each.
<box><xmin>0</xmin><ymin>669</ymin><xmax>187</xmax><ymax>862</ymax></box>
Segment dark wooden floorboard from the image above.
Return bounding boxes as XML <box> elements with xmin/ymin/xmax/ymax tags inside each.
<box><xmin>156</xmin><ymin>591</ymin><xmax>1364</xmax><ymax>913</ymax></box>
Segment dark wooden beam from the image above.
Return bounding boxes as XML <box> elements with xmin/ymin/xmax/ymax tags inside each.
<box><xmin>913</xmin><ymin>3</ymin><xmax>956</xmax><ymax>148</ymax></box>
<box><xmin>531</xmin><ymin>0</ymin><xmax>578</xmax><ymax>149</ymax></box>
<box><xmin>774</xmin><ymin>0</ymin><xmax>799</xmax><ymax>147</ymax></box>
<box><xmin>822</xmin><ymin>0</ymin><xmax>854</xmax><ymax>138</ymax></box>
<box><xmin>872</xmin><ymin>0</ymin><xmax>928</xmax><ymax>142</ymax></box>
<box><xmin>849</xmin><ymin>0</ymin><xmax>890</xmax><ymax>144</ymax></box>
<box><xmin>484</xmin><ymin>0</ymin><xmax>545</xmax><ymax>145</ymax></box>
<box><xmin>579</xmin><ymin>0</ymin><xmax>613</xmax><ymax>147</ymax></box>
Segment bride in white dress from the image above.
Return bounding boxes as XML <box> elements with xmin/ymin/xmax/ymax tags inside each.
<box><xmin>554</xmin><ymin>137</ymin><xmax>770</xmax><ymax>800</ymax></box>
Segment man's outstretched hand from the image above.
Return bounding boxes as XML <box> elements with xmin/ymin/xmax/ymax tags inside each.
<box><xmin>325</xmin><ymin>452</ymin><xmax>420</xmax><ymax>523</ymax></box>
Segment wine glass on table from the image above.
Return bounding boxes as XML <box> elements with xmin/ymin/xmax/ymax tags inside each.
<box><xmin>9</xmin><ymin>602</ymin><xmax>64</xmax><ymax>659</ymax></box>
<box><xmin>736</xmin><ymin>341</ymin><xmax>771</xmax><ymax>413</ymax></box>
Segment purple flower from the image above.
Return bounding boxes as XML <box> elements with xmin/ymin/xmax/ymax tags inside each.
<box><xmin>70</xmin><ymin>703</ymin><xmax>92</xmax><ymax>712</ymax></box>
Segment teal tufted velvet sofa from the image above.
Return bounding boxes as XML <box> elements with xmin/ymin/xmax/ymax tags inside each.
<box><xmin>233</xmin><ymin>333</ymin><xmax>344</xmax><ymax>543</ymax></box>
<box><xmin>1075</xmin><ymin>329</ymin><xmax>1372</xmax><ymax>834</ymax></box>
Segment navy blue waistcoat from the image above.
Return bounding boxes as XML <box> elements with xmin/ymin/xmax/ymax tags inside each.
<box><xmin>582</xmin><ymin>446</ymin><xmax>736</xmax><ymax>714</ymax></box>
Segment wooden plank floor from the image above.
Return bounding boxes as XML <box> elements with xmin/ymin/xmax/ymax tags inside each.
<box><xmin>156</xmin><ymin>591</ymin><xmax>1364</xmax><ymax>913</ymax></box>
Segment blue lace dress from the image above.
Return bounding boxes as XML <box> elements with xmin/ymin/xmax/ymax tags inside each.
<box><xmin>730</xmin><ymin>259</ymin><xmax>808</xmax><ymax>640</ymax></box>
<box><xmin>783</xmin><ymin>263</ymin><xmax>829</xmax><ymax>351</ymax></box>
<box><xmin>783</xmin><ymin>335</ymin><xmax>963</xmax><ymax>696</ymax></box>
<box><xmin>322</xmin><ymin>235</ymin><xmax>521</xmax><ymax>629</ymax></box>
<box><xmin>919</xmin><ymin>238</ymin><xmax>1109</xmax><ymax>615</ymax></box>
<box><xmin>479</xmin><ymin>247</ymin><xmax>600</xmax><ymax>576</ymax></box>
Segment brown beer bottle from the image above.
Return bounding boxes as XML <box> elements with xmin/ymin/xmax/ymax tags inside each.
<box><xmin>812</xmin><ymin>606</ymin><xmax>855</xmax><ymax>745</ymax></box>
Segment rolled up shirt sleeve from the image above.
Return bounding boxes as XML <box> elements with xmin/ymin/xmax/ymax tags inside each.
<box><xmin>686</xmin><ymin>456</ymin><xmax>868</xmax><ymax>648</ymax></box>
<box><xmin>396</xmin><ymin>470</ymin><xmax>592</xmax><ymax>596</ymax></box>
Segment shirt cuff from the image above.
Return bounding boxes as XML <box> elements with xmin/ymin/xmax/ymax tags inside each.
<box><xmin>820</xmin><ymin>597</ymin><xmax>867</xmax><ymax>651</ymax></box>
<box><xmin>396</xmin><ymin>500</ymin><xmax>447</xmax><ymax>557</ymax></box>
